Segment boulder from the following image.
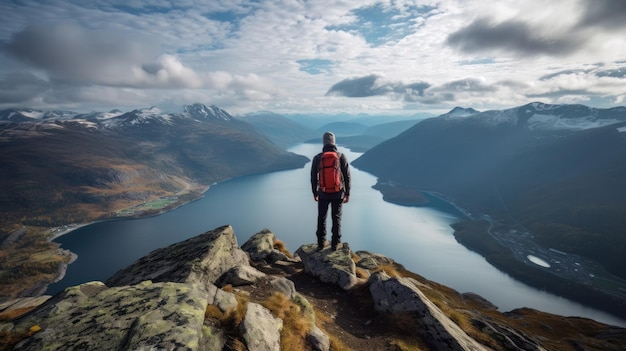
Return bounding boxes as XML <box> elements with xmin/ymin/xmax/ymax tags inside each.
<box><xmin>368</xmin><ymin>271</ymin><xmax>489</xmax><ymax>351</ymax></box>
<box><xmin>241</xmin><ymin>228</ymin><xmax>295</xmax><ymax>263</ymax></box>
<box><xmin>242</xmin><ymin>229</ymin><xmax>276</xmax><ymax>261</ymax></box>
<box><xmin>219</xmin><ymin>264</ymin><xmax>266</xmax><ymax>287</ymax></box>
<box><xmin>12</xmin><ymin>280</ymin><xmax>210</xmax><ymax>351</ymax></box>
<box><xmin>354</xmin><ymin>250</ymin><xmax>395</xmax><ymax>270</ymax></box>
<box><xmin>270</xmin><ymin>276</ymin><xmax>297</xmax><ymax>299</ymax></box>
<box><xmin>206</xmin><ymin>283</ymin><xmax>238</xmax><ymax>313</ymax></box>
<box><xmin>295</xmin><ymin>243</ymin><xmax>358</xmax><ymax>290</ymax></box>
<box><xmin>105</xmin><ymin>225</ymin><xmax>249</xmax><ymax>287</ymax></box>
<box><xmin>307</xmin><ymin>325</ymin><xmax>330</xmax><ymax>351</ymax></box>
<box><xmin>240</xmin><ymin>302</ymin><xmax>283</xmax><ymax>351</ymax></box>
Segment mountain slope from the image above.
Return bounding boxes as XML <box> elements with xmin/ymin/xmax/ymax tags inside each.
<box><xmin>0</xmin><ymin>104</ymin><xmax>308</xmax><ymax>229</ymax></box>
<box><xmin>353</xmin><ymin>102</ymin><xmax>626</xmax><ymax>280</ymax></box>
<box><xmin>235</xmin><ymin>111</ymin><xmax>318</xmax><ymax>148</ymax></box>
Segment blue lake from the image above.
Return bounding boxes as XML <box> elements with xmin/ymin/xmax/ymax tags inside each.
<box><xmin>48</xmin><ymin>143</ymin><xmax>626</xmax><ymax>327</ymax></box>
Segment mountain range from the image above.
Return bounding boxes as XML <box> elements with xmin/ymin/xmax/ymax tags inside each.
<box><xmin>353</xmin><ymin>102</ymin><xmax>626</xmax><ymax>316</ymax></box>
<box><xmin>0</xmin><ymin>103</ymin><xmax>308</xmax><ymax>230</ymax></box>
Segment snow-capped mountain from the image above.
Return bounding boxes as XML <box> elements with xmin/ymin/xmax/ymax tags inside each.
<box><xmin>443</xmin><ymin>102</ymin><xmax>626</xmax><ymax>131</ymax></box>
<box><xmin>443</xmin><ymin>106</ymin><xmax>480</xmax><ymax>118</ymax></box>
<box><xmin>0</xmin><ymin>102</ymin><xmax>308</xmax><ymax>241</ymax></box>
<box><xmin>0</xmin><ymin>108</ymin><xmax>78</xmax><ymax>122</ymax></box>
<box><xmin>0</xmin><ymin>103</ymin><xmax>238</xmax><ymax>131</ymax></box>
<box><xmin>99</xmin><ymin>107</ymin><xmax>179</xmax><ymax>128</ymax></box>
<box><xmin>183</xmin><ymin>103</ymin><xmax>233</xmax><ymax>121</ymax></box>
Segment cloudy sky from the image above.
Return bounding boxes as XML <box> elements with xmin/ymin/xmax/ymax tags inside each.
<box><xmin>1</xmin><ymin>0</ymin><xmax>625</xmax><ymax>115</ymax></box>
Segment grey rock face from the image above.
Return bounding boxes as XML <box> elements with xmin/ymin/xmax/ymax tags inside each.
<box><xmin>5</xmin><ymin>225</ymin><xmax>253</xmax><ymax>351</ymax></box>
<box><xmin>219</xmin><ymin>264</ymin><xmax>267</xmax><ymax>287</ymax></box>
<box><xmin>240</xmin><ymin>302</ymin><xmax>283</xmax><ymax>351</ymax></box>
<box><xmin>354</xmin><ymin>250</ymin><xmax>395</xmax><ymax>270</ymax></box>
<box><xmin>307</xmin><ymin>325</ymin><xmax>330</xmax><ymax>351</ymax></box>
<box><xmin>270</xmin><ymin>277</ymin><xmax>296</xmax><ymax>299</ymax></box>
<box><xmin>13</xmin><ymin>281</ymin><xmax>210</xmax><ymax>351</ymax></box>
<box><xmin>368</xmin><ymin>271</ymin><xmax>488</xmax><ymax>351</ymax></box>
<box><xmin>241</xmin><ymin>228</ymin><xmax>296</xmax><ymax>263</ymax></box>
<box><xmin>295</xmin><ymin>243</ymin><xmax>358</xmax><ymax>290</ymax></box>
<box><xmin>242</xmin><ymin>229</ymin><xmax>276</xmax><ymax>261</ymax></box>
<box><xmin>106</xmin><ymin>225</ymin><xmax>249</xmax><ymax>287</ymax></box>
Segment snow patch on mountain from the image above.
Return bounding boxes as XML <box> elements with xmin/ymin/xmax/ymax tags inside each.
<box><xmin>99</xmin><ymin>107</ymin><xmax>180</xmax><ymax>128</ymax></box>
<box><xmin>472</xmin><ymin>109</ymin><xmax>519</xmax><ymax>128</ymax></box>
<box><xmin>445</xmin><ymin>107</ymin><xmax>480</xmax><ymax>117</ymax></box>
<box><xmin>443</xmin><ymin>103</ymin><xmax>626</xmax><ymax>131</ymax></box>
<box><xmin>20</xmin><ymin>110</ymin><xmax>46</xmax><ymax>119</ymax></box>
<box><xmin>183</xmin><ymin>103</ymin><xmax>233</xmax><ymax>121</ymax></box>
<box><xmin>528</xmin><ymin>113</ymin><xmax>622</xmax><ymax>131</ymax></box>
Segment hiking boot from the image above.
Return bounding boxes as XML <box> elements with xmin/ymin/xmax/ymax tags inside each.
<box><xmin>317</xmin><ymin>240</ymin><xmax>329</xmax><ymax>251</ymax></box>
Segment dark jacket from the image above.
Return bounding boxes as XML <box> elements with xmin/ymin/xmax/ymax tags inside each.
<box><xmin>310</xmin><ymin>144</ymin><xmax>351</xmax><ymax>199</ymax></box>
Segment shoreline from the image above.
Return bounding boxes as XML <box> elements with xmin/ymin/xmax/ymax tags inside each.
<box><xmin>47</xmin><ymin>184</ymin><xmax>213</xmax><ymax>242</ymax></box>
<box><xmin>48</xmin><ymin>222</ymin><xmax>102</xmax><ymax>241</ymax></box>
<box><xmin>372</xmin><ymin>182</ymin><xmax>626</xmax><ymax>324</ymax></box>
<box><xmin>42</xmin><ymin>185</ymin><xmax>212</xmax><ymax>295</ymax></box>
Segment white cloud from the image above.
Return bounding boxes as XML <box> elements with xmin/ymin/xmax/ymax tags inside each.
<box><xmin>0</xmin><ymin>0</ymin><xmax>625</xmax><ymax>114</ymax></box>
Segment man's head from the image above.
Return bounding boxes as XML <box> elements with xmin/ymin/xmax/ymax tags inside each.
<box><xmin>323</xmin><ymin>131</ymin><xmax>335</xmax><ymax>145</ymax></box>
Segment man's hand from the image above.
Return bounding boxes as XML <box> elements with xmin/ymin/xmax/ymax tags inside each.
<box><xmin>314</xmin><ymin>195</ymin><xmax>319</xmax><ymax>202</ymax></box>
<box><xmin>343</xmin><ymin>195</ymin><xmax>350</xmax><ymax>203</ymax></box>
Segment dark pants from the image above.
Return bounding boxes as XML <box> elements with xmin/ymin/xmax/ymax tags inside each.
<box><xmin>316</xmin><ymin>197</ymin><xmax>342</xmax><ymax>246</ymax></box>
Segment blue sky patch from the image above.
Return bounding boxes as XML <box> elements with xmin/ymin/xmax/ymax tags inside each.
<box><xmin>327</xmin><ymin>3</ymin><xmax>436</xmax><ymax>46</ymax></box>
<box><xmin>297</xmin><ymin>59</ymin><xmax>334</xmax><ymax>75</ymax></box>
<box><xmin>459</xmin><ymin>58</ymin><xmax>496</xmax><ymax>65</ymax></box>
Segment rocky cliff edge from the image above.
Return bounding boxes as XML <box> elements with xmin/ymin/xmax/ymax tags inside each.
<box><xmin>1</xmin><ymin>225</ymin><xmax>625</xmax><ymax>351</ymax></box>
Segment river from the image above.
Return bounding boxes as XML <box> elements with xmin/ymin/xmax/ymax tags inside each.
<box><xmin>48</xmin><ymin>143</ymin><xmax>626</xmax><ymax>327</ymax></box>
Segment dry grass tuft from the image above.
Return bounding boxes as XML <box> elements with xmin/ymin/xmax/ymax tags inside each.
<box><xmin>205</xmin><ymin>290</ymin><xmax>249</xmax><ymax>330</ymax></box>
<box><xmin>273</xmin><ymin>239</ymin><xmax>293</xmax><ymax>258</ymax></box>
<box><xmin>204</xmin><ymin>304</ymin><xmax>225</xmax><ymax>321</ymax></box>
<box><xmin>374</xmin><ymin>263</ymin><xmax>401</xmax><ymax>277</ymax></box>
<box><xmin>262</xmin><ymin>292</ymin><xmax>312</xmax><ymax>350</ymax></box>
<box><xmin>355</xmin><ymin>266</ymin><xmax>371</xmax><ymax>279</ymax></box>
<box><xmin>226</xmin><ymin>337</ymin><xmax>246</xmax><ymax>351</ymax></box>
<box><xmin>229</xmin><ymin>292</ymin><xmax>249</xmax><ymax>327</ymax></box>
<box><xmin>261</xmin><ymin>292</ymin><xmax>292</xmax><ymax>320</ymax></box>
<box><xmin>351</xmin><ymin>252</ymin><xmax>361</xmax><ymax>262</ymax></box>
<box><xmin>204</xmin><ymin>290</ymin><xmax>251</xmax><ymax>351</ymax></box>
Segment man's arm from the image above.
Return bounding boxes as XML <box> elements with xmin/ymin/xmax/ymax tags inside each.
<box><xmin>341</xmin><ymin>154</ymin><xmax>351</xmax><ymax>200</ymax></box>
<box><xmin>310</xmin><ymin>154</ymin><xmax>319</xmax><ymax>200</ymax></box>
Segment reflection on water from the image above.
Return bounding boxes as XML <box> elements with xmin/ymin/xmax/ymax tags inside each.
<box><xmin>49</xmin><ymin>143</ymin><xmax>626</xmax><ymax>327</ymax></box>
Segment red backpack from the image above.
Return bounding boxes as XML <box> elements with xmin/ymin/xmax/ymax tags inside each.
<box><xmin>318</xmin><ymin>151</ymin><xmax>342</xmax><ymax>193</ymax></box>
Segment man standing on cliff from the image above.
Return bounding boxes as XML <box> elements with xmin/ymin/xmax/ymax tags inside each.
<box><xmin>311</xmin><ymin>131</ymin><xmax>351</xmax><ymax>251</ymax></box>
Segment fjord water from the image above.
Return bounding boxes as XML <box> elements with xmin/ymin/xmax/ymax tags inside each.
<box><xmin>48</xmin><ymin>143</ymin><xmax>626</xmax><ymax>327</ymax></box>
